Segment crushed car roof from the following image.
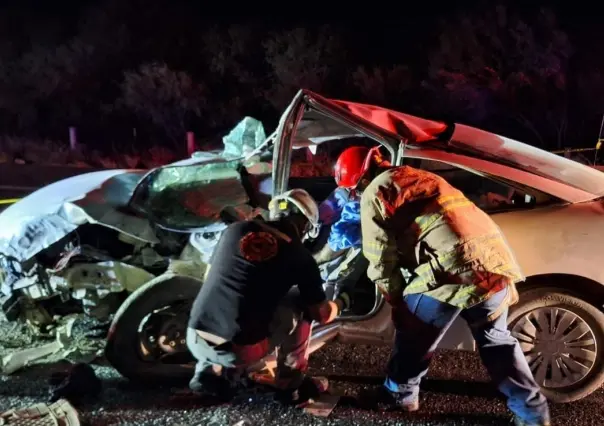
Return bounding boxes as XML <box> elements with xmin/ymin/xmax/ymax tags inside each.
<box><xmin>331</xmin><ymin>99</ymin><xmax>449</xmax><ymax>142</ymax></box>
<box><xmin>293</xmin><ymin>90</ymin><xmax>604</xmax><ymax>198</ymax></box>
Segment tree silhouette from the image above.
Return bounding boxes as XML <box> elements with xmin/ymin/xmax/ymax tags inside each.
<box><xmin>116</xmin><ymin>62</ymin><xmax>206</xmax><ymax>147</ymax></box>
<box><xmin>422</xmin><ymin>5</ymin><xmax>574</xmax><ymax>149</ymax></box>
<box><xmin>263</xmin><ymin>26</ymin><xmax>347</xmax><ymax>110</ymax></box>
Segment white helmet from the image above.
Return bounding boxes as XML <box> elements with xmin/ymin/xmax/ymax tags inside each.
<box><xmin>270</xmin><ymin>188</ymin><xmax>320</xmax><ymax>239</ymax></box>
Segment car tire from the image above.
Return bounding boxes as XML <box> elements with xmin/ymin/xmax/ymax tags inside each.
<box><xmin>105</xmin><ymin>274</ymin><xmax>202</xmax><ymax>385</ymax></box>
<box><xmin>508</xmin><ymin>287</ymin><xmax>604</xmax><ymax>403</ymax></box>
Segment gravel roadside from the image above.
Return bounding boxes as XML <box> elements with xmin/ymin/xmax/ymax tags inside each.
<box><xmin>1</xmin><ymin>315</ymin><xmax>602</xmax><ymax>426</ymax></box>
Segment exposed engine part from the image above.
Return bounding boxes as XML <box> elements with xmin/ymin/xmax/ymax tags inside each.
<box><xmin>60</xmin><ymin>262</ymin><xmax>155</xmax><ymax>295</ymax></box>
<box><xmin>0</xmin><ymin>220</ymin><xmax>179</xmax><ymax>327</ymax></box>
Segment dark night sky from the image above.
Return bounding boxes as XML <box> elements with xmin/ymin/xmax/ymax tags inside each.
<box><xmin>0</xmin><ymin>0</ymin><xmax>599</xmax><ymax>51</ymax></box>
<box><xmin>0</xmin><ymin>0</ymin><xmax>601</xmax><ymax>150</ymax></box>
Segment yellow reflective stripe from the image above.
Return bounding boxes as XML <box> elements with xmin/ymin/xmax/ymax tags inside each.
<box><xmin>364</xmin><ymin>241</ymin><xmax>389</xmax><ymax>249</ymax></box>
<box><xmin>363</xmin><ymin>251</ymin><xmax>398</xmax><ymax>262</ymax></box>
<box><xmin>414</xmin><ymin>195</ymin><xmax>472</xmax><ymax>233</ymax></box>
<box><xmin>441</xmin><ymin>200</ymin><xmax>473</xmax><ymax>212</ymax></box>
<box><xmin>0</xmin><ymin>198</ymin><xmax>20</xmax><ymax>205</ymax></box>
<box><xmin>437</xmin><ymin>194</ymin><xmax>474</xmax><ymax>214</ymax></box>
<box><xmin>363</xmin><ymin>250</ymin><xmax>398</xmax><ymax>260</ymax></box>
<box><xmin>436</xmin><ymin>194</ymin><xmax>467</xmax><ymax>204</ymax></box>
<box><xmin>447</xmin><ymin>285</ymin><xmax>479</xmax><ymax>305</ymax></box>
<box><xmin>415</xmin><ymin>213</ymin><xmax>441</xmax><ymax>232</ymax></box>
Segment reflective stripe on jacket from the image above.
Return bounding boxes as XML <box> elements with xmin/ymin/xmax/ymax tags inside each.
<box><xmin>360</xmin><ymin>166</ymin><xmax>524</xmax><ymax>309</ymax></box>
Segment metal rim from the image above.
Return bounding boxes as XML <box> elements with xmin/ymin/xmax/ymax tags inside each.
<box><xmin>137</xmin><ymin>302</ymin><xmax>193</xmax><ymax>364</ymax></box>
<box><xmin>511</xmin><ymin>307</ymin><xmax>597</xmax><ymax>389</ymax></box>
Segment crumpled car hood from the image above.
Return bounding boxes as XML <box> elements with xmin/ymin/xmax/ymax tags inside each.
<box><xmin>0</xmin><ymin>116</ymin><xmax>270</xmax><ymax>264</ymax></box>
<box><xmin>0</xmin><ymin>169</ymin><xmax>150</xmax><ymax>262</ymax></box>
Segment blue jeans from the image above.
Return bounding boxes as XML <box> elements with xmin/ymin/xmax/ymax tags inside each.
<box><xmin>385</xmin><ymin>287</ymin><xmax>550</xmax><ymax>424</ymax></box>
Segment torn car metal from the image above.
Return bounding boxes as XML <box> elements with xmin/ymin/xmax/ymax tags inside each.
<box><xmin>0</xmin><ymin>117</ymin><xmax>272</xmax><ymax>328</ymax></box>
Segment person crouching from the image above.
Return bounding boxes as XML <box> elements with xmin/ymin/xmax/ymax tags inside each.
<box><xmin>186</xmin><ymin>189</ymin><xmax>348</xmax><ymax>407</ymax></box>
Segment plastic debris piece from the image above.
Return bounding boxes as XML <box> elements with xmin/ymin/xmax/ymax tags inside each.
<box><xmin>0</xmin><ymin>398</ymin><xmax>80</xmax><ymax>426</ymax></box>
<box><xmin>1</xmin><ymin>340</ymin><xmax>63</xmax><ymax>375</ymax></box>
<box><xmin>303</xmin><ymin>394</ymin><xmax>340</xmax><ymax>417</ymax></box>
<box><xmin>1</xmin><ymin>316</ymin><xmax>77</xmax><ymax>375</ymax></box>
<box><xmin>60</xmin><ymin>347</ymin><xmax>104</xmax><ymax>364</ymax></box>
<box><xmin>222</xmin><ymin>117</ymin><xmax>266</xmax><ymax>159</ymax></box>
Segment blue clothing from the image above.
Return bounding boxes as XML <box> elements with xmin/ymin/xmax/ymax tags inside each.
<box><xmin>318</xmin><ymin>187</ymin><xmax>349</xmax><ymax>226</ymax></box>
<box><xmin>318</xmin><ymin>188</ymin><xmax>362</xmax><ymax>252</ymax></box>
<box><xmin>385</xmin><ymin>287</ymin><xmax>550</xmax><ymax>424</ymax></box>
<box><xmin>328</xmin><ymin>200</ymin><xmax>361</xmax><ymax>251</ymax></box>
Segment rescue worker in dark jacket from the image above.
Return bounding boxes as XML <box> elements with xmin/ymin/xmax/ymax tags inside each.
<box><xmin>334</xmin><ymin>146</ymin><xmax>550</xmax><ymax>426</ymax></box>
<box><xmin>186</xmin><ymin>188</ymin><xmax>348</xmax><ymax>406</ymax></box>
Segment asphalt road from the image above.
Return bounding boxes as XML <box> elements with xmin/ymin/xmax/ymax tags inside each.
<box><xmin>1</xmin><ymin>316</ymin><xmax>602</xmax><ymax>426</ymax></box>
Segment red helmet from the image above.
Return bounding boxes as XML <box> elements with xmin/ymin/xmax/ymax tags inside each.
<box><xmin>334</xmin><ymin>146</ymin><xmax>371</xmax><ymax>188</ymax></box>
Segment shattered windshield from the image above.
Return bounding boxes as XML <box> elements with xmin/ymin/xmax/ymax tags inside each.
<box><xmin>131</xmin><ymin>117</ymin><xmax>272</xmax><ymax>230</ymax></box>
<box><xmin>140</xmin><ymin>159</ymin><xmax>250</xmax><ymax>230</ymax></box>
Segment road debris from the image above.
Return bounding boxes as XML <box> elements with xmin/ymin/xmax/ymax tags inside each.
<box><xmin>1</xmin><ymin>316</ymin><xmax>77</xmax><ymax>375</ymax></box>
<box><xmin>303</xmin><ymin>394</ymin><xmax>340</xmax><ymax>417</ymax></box>
<box><xmin>0</xmin><ymin>398</ymin><xmax>80</xmax><ymax>426</ymax></box>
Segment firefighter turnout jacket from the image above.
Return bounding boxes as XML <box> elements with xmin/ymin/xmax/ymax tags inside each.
<box><xmin>360</xmin><ymin>166</ymin><xmax>523</xmax><ymax>310</ymax></box>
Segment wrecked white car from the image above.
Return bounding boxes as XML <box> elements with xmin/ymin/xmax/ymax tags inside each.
<box><xmin>2</xmin><ymin>90</ymin><xmax>604</xmax><ymax>406</ymax></box>
<box><xmin>0</xmin><ymin>118</ymin><xmax>274</xmax><ymax>351</ymax></box>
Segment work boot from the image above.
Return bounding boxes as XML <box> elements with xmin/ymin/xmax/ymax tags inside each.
<box><xmin>275</xmin><ymin>376</ymin><xmax>329</xmax><ymax>408</ymax></box>
<box><xmin>358</xmin><ymin>386</ymin><xmax>419</xmax><ymax>412</ymax></box>
<box><xmin>189</xmin><ymin>371</ymin><xmax>235</xmax><ymax>402</ymax></box>
<box><xmin>512</xmin><ymin>416</ymin><xmax>551</xmax><ymax>426</ymax></box>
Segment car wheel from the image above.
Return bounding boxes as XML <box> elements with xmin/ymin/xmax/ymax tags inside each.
<box><xmin>105</xmin><ymin>275</ymin><xmax>202</xmax><ymax>385</ymax></box>
<box><xmin>508</xmin><ymin>287</ymin><xmax>604</xmax><ymax>403</ymax></box>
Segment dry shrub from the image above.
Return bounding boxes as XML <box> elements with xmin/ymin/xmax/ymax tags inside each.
<box><xmin>0</xmin><ymin>135</ymin><xmax>338</xmax><ymax>176</ymax></box>
<box><xmin>0</xmin><ymin>136</ymin><xmax>162</xmax><ymax>169</ymax></box>
<box><xmin>122</xmin><ymin>153</ymin><xmax>142</xmax><ymax>168</ymax></box>
<box><xmin>0</xmin><ymin>137</ymin><xmax>73</xmax><ymax>165</ymax></box>
<box><xmin>89</xmin><ymin>150</ymin><xmax>119</xmax><ymax>168</ymax></box>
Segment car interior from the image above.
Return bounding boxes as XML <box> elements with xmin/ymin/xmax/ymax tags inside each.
<box><xmin>283</xmin><ymin>139</ymin><xmax>384</xmax><ymax>318</ymax></box>
<box><xmin>403</xmin><ymin>158</ymin><xmax>559</xmax><ymax>212</ymax></box>
<box><xmin>276</xmin><ymin>133</ymin><xmax>562</xmax><ymax>319</ymax></box>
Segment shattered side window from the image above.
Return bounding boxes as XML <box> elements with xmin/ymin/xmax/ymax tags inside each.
<box><xmin>149</xmin><ymin>161</ymin><xmax>241</xmax><ymax>193</ymax></box>
<box><xmin>141</xmin><ymin>161</ymin><xmax>250</xmax><ymax>229</ymax></box>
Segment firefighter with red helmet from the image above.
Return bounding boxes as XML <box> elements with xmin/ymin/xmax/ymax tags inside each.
<box><xmin>333</xmin><ymin>146</ymin><xmax>550</xmax><ymax>426</ymax></box>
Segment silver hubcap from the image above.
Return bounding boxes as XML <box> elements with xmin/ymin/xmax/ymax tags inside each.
<box><xmin>511</xmin><ymin>307</ymin><xmax>597</xmax><ymax>388</ymax></box>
